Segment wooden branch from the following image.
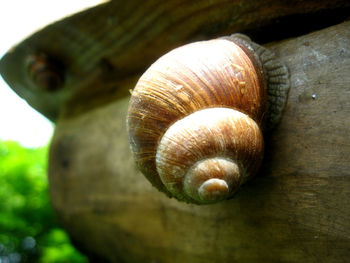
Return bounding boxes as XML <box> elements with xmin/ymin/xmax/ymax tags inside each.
<box><xmin>48</xmin><ymin>21</ymin><xmax>350</xmax><ymax>262</ymax></box>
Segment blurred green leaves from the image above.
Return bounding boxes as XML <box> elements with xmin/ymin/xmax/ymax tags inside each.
<box><xmin>0</xmin><ymin>141</ymin><xmax>87</xmax><ymax>263</ymax></box>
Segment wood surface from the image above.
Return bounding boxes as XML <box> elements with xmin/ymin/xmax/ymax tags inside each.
<box><xmin>47</xmin><ymin>21</ymin><xmax>350</xmax><ymax>263</ymax></box>
<box><xmin>0</xmin><ymin>0</ymin><xmax>349</xmax><ymax>120</ymax></box>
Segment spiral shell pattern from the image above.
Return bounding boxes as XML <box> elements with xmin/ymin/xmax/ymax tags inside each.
<box><xmin>127</xmin><ymin>36</ymin><xmax>288</xmax><ymax>204</ymax></box>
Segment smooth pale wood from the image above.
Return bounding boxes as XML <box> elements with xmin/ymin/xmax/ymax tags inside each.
<box><xmin>0</xmin><ymin>0</ymin><xmax>349</xmax><ymax>121</ymax></box>
<box><xmin>48</xmin><ymin>22</ymin><xmax>350</xmax><ymax>263</ymax></box>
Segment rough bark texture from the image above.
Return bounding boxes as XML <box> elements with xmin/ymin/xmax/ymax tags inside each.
<box><xmin>47</xmin><ymin>21</ymin><xmax>350</xmax><ymax>262</ymax></box>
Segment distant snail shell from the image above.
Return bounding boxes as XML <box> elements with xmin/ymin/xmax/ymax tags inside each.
<box><xmin>26</xmin><ymin>53</ymin><xmax>64</xmax><ymax>91</ymax></box>
<box><xmin>127</xmin><ymin>34</ymin><xmax>289</xmax><ymax>204</ymax></box>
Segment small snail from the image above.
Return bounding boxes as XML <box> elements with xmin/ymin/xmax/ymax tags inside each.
<box><xmin>127</xmin><ymin>34</ymin><xmax>289</xmax><ymax>204</ymax></box>
<box><xmin>26</xmin><ymin>53</ymin><xmax>64</xmax><ymax>91</ymax></box>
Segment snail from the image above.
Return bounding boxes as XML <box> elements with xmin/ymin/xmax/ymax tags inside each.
<box><xmin>126</xmin><ymin>34</ymin><xmax>289</xmax><ymax>204</ymax></box>
<box><xmin>26</xmin><ymin>53</ymin><xmax>64</xmax><ymax>91</ymax></box>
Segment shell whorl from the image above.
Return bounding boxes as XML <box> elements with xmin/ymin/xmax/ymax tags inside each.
<box><xmin>156</xmin><ymin>108</ymin><xmax>263</xmax><ymax>204</ymax></box>
<box><xmin>127</xmin><ymin>35</ymin><xmax>289</xmax><ymax>204</ymax></box>
<box><xmin>26</xmin><ymin>54</ymin><xmax>64</xmax><ymax>91</ymax></box>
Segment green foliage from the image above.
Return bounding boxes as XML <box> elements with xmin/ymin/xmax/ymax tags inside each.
<box><xmin>0</xmin><ymin>141</ymin><xmax>87</xmax><ymax>263</ymax></box>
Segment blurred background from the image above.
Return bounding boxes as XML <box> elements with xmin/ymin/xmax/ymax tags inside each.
<box><xmin>0</xmin><ymin>1</ymin><xmax>106</xmax><ymax>262</ymax></box>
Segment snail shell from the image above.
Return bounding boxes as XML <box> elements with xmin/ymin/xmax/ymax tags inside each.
<box><xmin>127</xmin><ymin>34</ymin><xmax>289</xmax><ymax>204</ymax></box>
<box><xmin>26</xmin><ymin>53</ymin><xmax>64</xmax><ymax>91</ymax></box>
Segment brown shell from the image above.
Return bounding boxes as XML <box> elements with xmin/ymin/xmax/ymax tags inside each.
<box><xmin>156</xmin><ymin>108</ymin><xmax>264</xmax><ymax>203</ymax></box>
<box><xmin>127</xmin><ymin>38</ymin><xmax>267</xmax><ymax>201</ymax></box>
<box><xmin>26</xmin><ymin>54</ymin><xmax>64</xmax><ymax>91</ymax></box>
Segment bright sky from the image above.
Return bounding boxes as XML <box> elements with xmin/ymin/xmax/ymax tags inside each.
<box><xmin>0</xmin><ymin>0</ymin><xmax>107</xmax><ymax>148</ymax></box>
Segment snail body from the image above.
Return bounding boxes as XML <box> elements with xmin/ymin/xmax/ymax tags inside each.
<box><xmin>127</xmin><ymin>34</ymin><xmax>289</xmax><ymax>204</ymax></box>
